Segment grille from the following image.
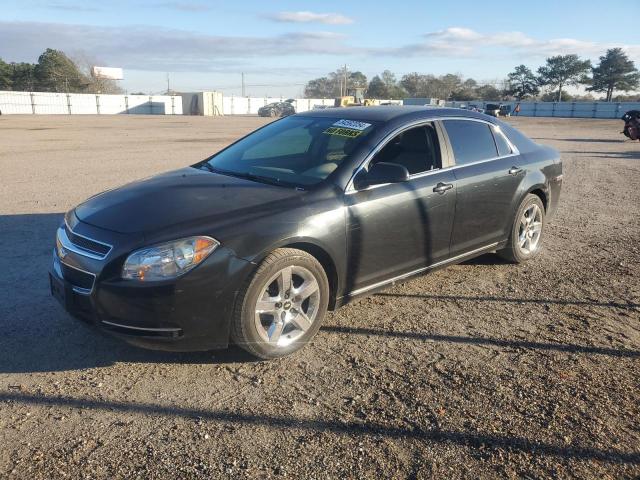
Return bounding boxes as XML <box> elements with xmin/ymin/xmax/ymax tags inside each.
<box><xmin>65</xmin><ymin>225</ymin><xmax>111</xmax><ymax>258</ymax></box>
<box><xmin>61</xmin><ymin>263</ymin><xmax>95</xmax><ymax>292</ymax></box>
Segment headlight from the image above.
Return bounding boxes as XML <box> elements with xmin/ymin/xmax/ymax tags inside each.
<box><xmin>122</xmin><ymin>236</ymin><xmax>219</xmax><ymax>281</ymax></box>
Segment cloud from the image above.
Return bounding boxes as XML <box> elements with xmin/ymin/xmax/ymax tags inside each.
<box><xmin>0</xmin><ymin>21</ymin><xmax>349</xmax><ymax>71</ymax></box>
<box><xmin>392</xmin><ymin>27</ymin><xmax>640</xmax><ymax>60</ymax></box>
<box><xmin>266</xmin><ymin>11</ymin><xmax>354</xmax><ymax>25</ymax></box>
<box><xmin>156</xmin><ymin>2</ymin><xmax>211</xmax><ymax>12</ymax></box>
<box><xmin>46</xmin><ymin>2</ymin><xmax>101</xmax><ymax>12</ymax></box>
<box><xmin>1</xmin><ymin>21</ymin><xmax>638</xmax><ymax>75</ymax></box>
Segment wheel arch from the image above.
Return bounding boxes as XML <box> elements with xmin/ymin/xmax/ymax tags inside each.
<box><xmin>286</xmin><ymin>242</ymin><xmax>339</xmax><ymax>309</ymax></box>
<box><xmin>527</xmin><ymin>187</ymin><xmax>548</xmax><ymax>212</ymax></box>
<box><xmin>251</xmin><ymin>239</ymin><xmax>340</xmax><ymax>310</ymax></box>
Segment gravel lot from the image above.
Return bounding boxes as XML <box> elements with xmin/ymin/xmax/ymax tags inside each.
<box><xmin>0</xmin><ymin>114</ymin><xmax>639</xmax><ymax>479</ymax></box>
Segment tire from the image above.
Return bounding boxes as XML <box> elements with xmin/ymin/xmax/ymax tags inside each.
<box><xmin>497</xmin><ymin>194</ymin><xmax>545</xmax><ymax>263</ymax></box>
<box><xmin>269</xmin><ymin>109</ymin><xmax>277</xmax><ymax>117</ymax></box>
<box><xmin>230</xmin><ymin>248</ymin><xmax>329</xmax><ymax>359</ymax></box>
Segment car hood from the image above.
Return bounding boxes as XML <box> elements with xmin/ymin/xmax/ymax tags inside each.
<box><xmin>75</xmin><ymin>167</ymin><xmax>303</xmax><ymax>234</ymax></box>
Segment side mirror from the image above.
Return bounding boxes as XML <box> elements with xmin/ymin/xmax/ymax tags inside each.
<box><xmin>354</xmin><ymin>162</ymin><xmax>410</xmax><ymax>190</ymax></box>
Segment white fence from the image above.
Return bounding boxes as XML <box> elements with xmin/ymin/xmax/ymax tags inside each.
<box><xmin>3</xmin><ymin>90</ymin><xmax>638</xmax><ymax>119</ymax></box>
<box><xmin>222</xmin><ymin>97</ymin><xmax>337</xmax><ymax>115</ymax></box>
<box><xmin>445</xmin><ymin>100</ymin><xmax>640</xmax><ymax>119</ymax></box>
<box><xmin>0</xmin><ymin>91</ymin><xmax>182</xmax><ymax>115</ymax></box>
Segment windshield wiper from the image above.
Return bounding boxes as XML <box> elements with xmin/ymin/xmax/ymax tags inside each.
<box><xmin>199</xmin><ymin>162</ymin><xmax>216</xmax><ymax>173</ymax></box>
<box><xmin>233</xmin><ymin>172</ymin><xmax>295</xmax><ymax>188</ymax></box>
<box><xmin>199</xmin><ymin>163</ymin><xmax>299</xmax><ymax>189</ymax></box>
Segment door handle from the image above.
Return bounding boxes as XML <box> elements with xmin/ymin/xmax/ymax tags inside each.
<box><xmin>508</xmin><ymin>166</ymin><xmax>523</xmax><ymax>175</ymax></box>
<box><xmin>433</xmin><ymin>182</ymin><xmax>453</xmax><ymax>194</ymax></box>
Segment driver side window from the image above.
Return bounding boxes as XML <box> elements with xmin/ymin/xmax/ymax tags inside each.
<box><xmin>370</xmin><ymin>123</ymin><xmax>441</xmax><ymax>175</ymax></box>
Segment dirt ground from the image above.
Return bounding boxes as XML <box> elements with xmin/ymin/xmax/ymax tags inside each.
<box><xmin>0</xmin><ymin>114</ymin><xmax>638</xmax><ymax>479</ymax></box>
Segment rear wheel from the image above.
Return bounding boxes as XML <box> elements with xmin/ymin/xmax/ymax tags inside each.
<box><xmin>498</xmin><ymin>194</ymin><xmax>545</xmax><ymax>263</ymax></box>
<box><xmin>231</xmin><ymin>248</ymin><xmax>329</xmax><ymax>359</ymax></box>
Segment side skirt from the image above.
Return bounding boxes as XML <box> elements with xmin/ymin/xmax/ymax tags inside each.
<box><xmin>334</xmin><ymin>241</ymin><xmax>505</xmax><ymax>308</ymax></box>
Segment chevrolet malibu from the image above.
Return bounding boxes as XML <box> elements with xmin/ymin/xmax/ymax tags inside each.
<box><xmin>50</xmin><ymin>107</ymin><xmax>562</xmax><ymax>359</ymax></box>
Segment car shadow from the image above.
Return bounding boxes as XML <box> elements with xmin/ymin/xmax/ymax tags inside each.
<box><xmin>460</xmin><ymin>253</ymin><xmax>512</xmax><ymax>265</ymax></box>
<box><xmin>532</xmin><ymin>138</ymin><xmax>626</xmax><ymax>144</ymax></box>
<box><xmin>0</xmin><ymin>213</ymin><xmax>260</xmax><ymax>374</ymax></box>
<box><xmin>1</xmin><ymin>391</ymin><xmax>639</xmax><ymax>465</ymax></box>
<box><xmin>321</xmin><ymin>325</ymin><xmax>640</xmax><ymax>358</ymax></box>
<box><xmin>562</xmin><ymin>150</ymin><xmax>640</xmax><ymax>160</ymax></box>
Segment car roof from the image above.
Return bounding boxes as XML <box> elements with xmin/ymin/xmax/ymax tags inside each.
<box><xmin>296</xmin><ymin>105</ymin><xmax>493</xmax><ymax>123</ymax></box>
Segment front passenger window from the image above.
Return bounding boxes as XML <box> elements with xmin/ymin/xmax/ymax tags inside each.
<box><xmin>369</xmin><ymin>124</ymin><xmax>441</xmax><ymax>175</ymax></box>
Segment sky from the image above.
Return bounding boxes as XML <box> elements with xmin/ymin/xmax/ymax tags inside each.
<box><xmin>1</xmin><ymin>0</ymin><xmax>639</xmax><ymax>97</ymax></box>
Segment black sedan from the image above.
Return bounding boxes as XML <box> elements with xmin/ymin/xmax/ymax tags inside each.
<box><xmin>50</xmin><ymin>107</ymin><xmax>562</xmax><ymax>359</ymax></box>
<box><xmin>258</xmin><ymin>101</ymin><xmax>295</xmax><ymax>117</ymax></box>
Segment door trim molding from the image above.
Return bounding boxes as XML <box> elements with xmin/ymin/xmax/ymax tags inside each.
<box><xmin>346</xmin><ymin>242</ymin><xmax>500</xmax><ymax>297</ymax></box>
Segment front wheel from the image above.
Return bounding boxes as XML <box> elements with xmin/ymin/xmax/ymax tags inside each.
<box><xmin>498</xmin><ymin>194</ymin><xmax>545</xmax><ymax>263</ymax></box>
<box><xmin>231</xmin><ymin>248</ymin><xmax>329</xmax><ymax>359</ymax></box>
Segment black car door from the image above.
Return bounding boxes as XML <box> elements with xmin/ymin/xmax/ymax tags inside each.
<box><xmin>344</xmin><ymin>123</ymin><xmax>457</xmax><ymax>293</ymax></box>
<box><xmin>442</xmin><ymin>119</ymin><xmax>524</xmax><ymax>256</ymax></box>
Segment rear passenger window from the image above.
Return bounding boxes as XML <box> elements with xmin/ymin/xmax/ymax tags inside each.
<box><xmin>492</xmin><ymin>126</ymin><xmax>513</xmax><ymax>156</ymax></box>
<box><xmin>443</xmin><ymin>120</ymin><xmax>498</xmax><ymax>165</ymax></box>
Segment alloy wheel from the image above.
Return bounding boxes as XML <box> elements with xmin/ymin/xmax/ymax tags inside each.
<box><xmin>254</xmin><ymin>266</ymin><xmax>321</xmax><ymax>347</ymax></box>
<box><xmin>517</xmin><ymin>204</ymin><xmax>543</xmax><ymax>254</ymax></box>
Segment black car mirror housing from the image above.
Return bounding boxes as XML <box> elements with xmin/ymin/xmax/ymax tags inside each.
<box><xmin>354</xmin><ymin>162</ymin><xmax>410</xmax><ymax>190</ymax></box>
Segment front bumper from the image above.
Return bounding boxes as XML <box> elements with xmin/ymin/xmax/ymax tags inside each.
<box><xmin>50</xmin><ymin>222</ymin><xmax>255</xmax><ymax>352</ymax></box>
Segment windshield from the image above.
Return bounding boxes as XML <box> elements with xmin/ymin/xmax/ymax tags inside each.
<box><xmin>201</xmin><ymin>116</ymin><xmax>377</xmax><ymax>187</ymax></box>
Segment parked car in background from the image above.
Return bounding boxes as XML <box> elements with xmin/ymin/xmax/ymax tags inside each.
<box><xmin>484</xmin><ymin>104</ymin><xmax>501</xmax><ymax>116</ymax></box>
<box><xmin>622</xmin><ymin>110</ymin><xmax>640</xmax><ymax>141</ymax></box>
<box><xmin>258</xmin><ymin>100</ymin><xmax>295</xmax><ymax>117</ymax></box>
<box><xmin>485</xmin><ymin>104</ymin><xmax>511</xmax><ymax>117</ymax></box>
<box><xmin>51</xmin><ymin>107</ymin><xmax>562</xmax><ymax>359</ymax></box>
<box><xmin>500</xmin><ymin>105</ymin><xmax>512</xmax><ymax>117</ymax></box>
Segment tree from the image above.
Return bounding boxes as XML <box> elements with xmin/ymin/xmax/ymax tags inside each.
<box><xmin>0</xmin><ymin>59</ymin><xmax>12</xmax><ymax>90</ymax></box>
<box><xmin>304</xmin><ymin>76</ymin><xmax>337</xmax><ymax>98</ymax></box>
<box><xmin>73</xmin><ymin>53</ymin><xmax>124</xmax><ymax>94</ymax></box>
<box><xmin>612</xmin><ymin>93</ymin><xmax>640</xmax><ymax>102</ymax></box>
<box><xmin>451</xmin><ymin>78</ymin><xmax>478</xmax><ymax>101</ymax></box>
<box><xmin>400</xmin><ymin>72</ymin><xmax>423</xmax><ymax>97</ymax></box>
<box><xmin>587</xmin><ymin>48</ymin><xmax>640</xmax><ymax>102</ymax></box>
<box><xmin>505</xmin><ymin>65</ymin><xmax>539</xmax><ymax>100</ymax></box>
<box><xmin>439</xmin><ymin>74</ymin><xmax>463</xmax><ymax>99</ymax></box>
<box><xmin>540</xmin><ymin>90</ymin><xmax>574</xmax><ymax>102</ymax></box>
<box><xmin>381</xmin><ymin>70</ymin><xmax>396</xmax><ymax>89</ymax></box>
<box><xmin>348</xmin><ymin>71</ymin><xmax>367</xmax><ymax>89</ymax></box>
<box><xmin>10</xmin><ymin>62</ymin><xmax>36</xmax><ymax>91</ymax></box>
<box><xmin>34</xmin><ymin>48</ymin><xmax>87</xmax><ymax>92</ymax></box>
<box><xmin>537</xmin><ymin>54</ymin><xmax>591</xmax><ymax>102</ymax></box>
<box><xmin>366</xmin><ymin>75</ymin><xmax>387</xmax><ymax>99</ymax></box>
<box><xmin>475</xmin><ymin>84</ymin><xmax>502</xmax><ymax>101</ymax></box>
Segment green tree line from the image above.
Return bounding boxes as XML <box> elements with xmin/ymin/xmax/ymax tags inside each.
<box><xmin>305</xmin><ymin>49</ymin><xmax>640</xmax><ymax>102</ymax></box>
<box><xmin>0</xmin><ymin>48</ymin><xmax>123</xmax><ymax>94</ymax></box>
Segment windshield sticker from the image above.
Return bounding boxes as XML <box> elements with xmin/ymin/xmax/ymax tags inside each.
<box><xmin>332</xmin><ymin>119</ymin><xmax>371</xmax><ymax>131</ymax></box>
<box><xmin>323</xmin><ymin>126</ymin><xmax>363</xmax><ymax>138</ymax></box>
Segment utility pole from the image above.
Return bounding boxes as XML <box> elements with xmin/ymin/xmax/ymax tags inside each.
<box><xmin>166</xmin><ymin>73</ymin><xmax>170</xmax><ymax>94</ymax></box>
<box><xmin>343</xmin><ymin>64</ymin><xmax>348</xmax><ymax>96</ymax></box>
<box><xmin>241</xmin><ymin>72</ymin><xmax>245</xmax><ymax>97</ymax></box>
